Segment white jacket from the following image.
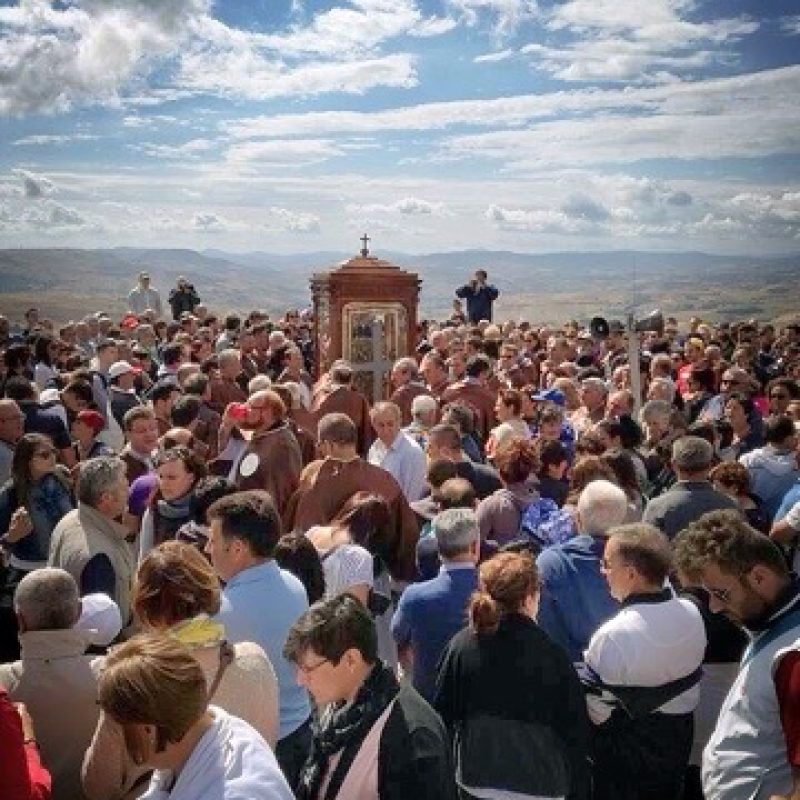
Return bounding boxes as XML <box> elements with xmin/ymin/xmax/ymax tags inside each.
<box><xmin>141</xmin><ymin>707</ymin><xmax>293</xmax><ymax>800</ymax></box>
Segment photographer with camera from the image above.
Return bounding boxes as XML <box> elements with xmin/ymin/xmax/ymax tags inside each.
<box><xmin>455</xmin><ymin>269</ymin><xmax>499</xmax><ymax>324</ymax></box>
<box><xmin>168</xmin><ymin>276</ymin><xmax>201</xmax><ymax>321</ymax></box>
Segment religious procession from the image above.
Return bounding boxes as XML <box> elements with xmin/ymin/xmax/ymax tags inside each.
<box><xmin>2</xmin><ymin>248</ymin><xmax>800</xmax><ymax>800</ymax></box>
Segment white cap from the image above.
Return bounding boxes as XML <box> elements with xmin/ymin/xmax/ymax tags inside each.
<box><xmin>39</xmin><ymin>388</ymin><xmax>61</xmax><ymax>405</ymax></box>
<box><xmin>74</xmin><ymin>593</ymin><xmax>123</xmax><ymax>647</ymax></box>
<box><xmin>108</xmin><ymin>360</ymin><xmax>141</xmax><ymax>380</ymax></box>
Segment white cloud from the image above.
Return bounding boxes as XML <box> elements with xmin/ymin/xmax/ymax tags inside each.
<box><xmin>269</xmin><ymin>207</ymin><xmax>321</xmax><ymax>233</ymax></box>
<box><xmin>135</xmin><ymin>138</ymin><xmax>217</xmax><ymax>160</ymax></box>
<box><xmin>410</xmin><ymin>15</ymin><xmax>459</xmax><ymax>37</ymax></box>
<box><xmin>178</xmin><ymin>49</ymin><xmax>417</xmax><ymax>100</ymax></box>
<box><xmin>533</xmin><ymin>0</ymin><xmax>759</xmax><ymax>82</ymax></box>
<box><xmin>781</xmin><ymin>15</ymin><xmax>800</xmax><ymax>36</ymax></box>
<box><xmin>474</xmin><ymin>48</ymin><xmax>515</xmax><ymax>63</ymax></box>
<box><xmin>448</xmin><ymin>0</ymin><xmax>538</xmax><ymax>36</ymax></box>
<box><xmin>347</xmin><ymin>196</ymin><xmax>449</xmax><ymax>216</ymax></box>
<box><xmin>224</xmin><ymin>139</ymin><xmax>344</xmax><ymax>167</ymax></box>
<box><xmin>13</xmin><ymin>169</ymin><xmax>55</xmax><ymax>198</ymax></box>
<box><xmin>0</xmin><ymin>0</ymin><xmax>206</xmax><ymax>115</ymax></box>
<box><xmin>13</xmin><ymin>133</ymin><xmax>99</xmax><ymax>146</ymax></box>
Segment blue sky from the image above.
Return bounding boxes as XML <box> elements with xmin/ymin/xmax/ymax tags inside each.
<box><xmin>0</xmin><ymin>0</ymin><xmax>798</xmax><ymax>254</ymax></box>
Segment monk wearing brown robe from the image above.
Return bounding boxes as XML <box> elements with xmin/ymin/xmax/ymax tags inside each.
<box><xmin>229</xmin><ymin>389</ymin><xmax>302</xmax><ymax>518</ymax></box>
<box><xmin>285</xmin><ymin>413</ymin><xmax>419</xmax><ymax>582</ymax></box>
<box><xmin>389</xmin><ymin>356</ymin><xmax>432</xmax><ymax>426</ymax></box>
<box><xmin>311</xmin><ymin>360</ymin><xmax>372</xmax><ymax>456</ymax></box>
<box><xmin>419</xmin><ymin>352</ymin><xmax>450</xmax><ymax>404</ymax></box>
<box><xmin>441</xmin><ymin>354</ymin><xmax>496</xmax><ymax>442</ymax></box>
<box><xmin>271</xmin><ymin>383</ymin><xmax>317</xmax><ymax>466</ymax></box>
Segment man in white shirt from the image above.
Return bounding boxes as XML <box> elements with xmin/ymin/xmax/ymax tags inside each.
<box><xmin>127</xmin><ymin>271</ymin><xmax>163</xmax><ymax>317</ymax></box>
<box><xmin>367</xmin><ymin>402</ymin><xmax>428</xmax><ymax>502</ymax></box>
<box><xmin>584</xmin><ymin>522</ymin><xmax>706</xmax><ymax>800</ymax></box>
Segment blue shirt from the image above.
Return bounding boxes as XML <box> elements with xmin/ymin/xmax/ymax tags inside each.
<box><xmin>391</xmin><ymin>562</ymin><xmax>478</xmax><ymax>701</ymax></box>
<box><xmin>536</xmin><ymin>535</ymin><xmax>619</xmax><ymax>662</ymax></box>
<box><xmin>776</xmin><ymin>483</ymin><xmax>800</xmax><ymax>522</ymax></box>
<box><xmin>216</xmin><ymin>560</ymin><xmax>310</xmax><ymax>740</ymax></box>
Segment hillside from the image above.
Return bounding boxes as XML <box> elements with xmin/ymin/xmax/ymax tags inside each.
<box><xmin>0</xmin><ymin>247</ymin><xmax>797</xmax><ymax>325</ymax></box>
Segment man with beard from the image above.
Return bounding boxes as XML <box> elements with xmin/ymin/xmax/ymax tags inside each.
<box><xmin>674</xmin><ymin>510</ymin><xmax>800</xmax><ymax>800</ymax></box>
<box><xmin>229</xmin><ymin>390</ymin><xmax>302</xmax><ymax>519</ymax></box>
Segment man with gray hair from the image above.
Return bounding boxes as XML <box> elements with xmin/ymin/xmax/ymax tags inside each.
<box><xmin>0</xmin><ymin>568</ymin><xmax>104</xmax><ymax>800</ymax></box>
<box><xmin>536</xmin><ymin>479</ymin><xmax>630</xmax><ymax>661</ymax></box>
<box><xmin>390</xmin><ymin>356</ymin><xmax>432</xmax><ymax>426</ymax></box>
<box><xmin>49</xmin><ymin>456</ymin><xmax>136</xmax><ymax>628</ymax></box>
<box><xmin>404</xmin><ymin>393</ymin><xmax>438</xmax><ymax>450</ymax></box>
<box><xmin>391</xmin><ymin>507</ymin><xmax>480</xmax><ymax>701</ymax></box>
<box><xmin>643</xmin><ymin>435</ymin><xmax>738</xmax><ymax>539</ymax></box>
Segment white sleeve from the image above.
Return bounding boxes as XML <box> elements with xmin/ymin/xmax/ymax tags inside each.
<box><xmin>786</xmin><ymin>500</ymin><xmax>800</xmax><ymax>532</ymax></box>
<box><xmin>323</xmin><ymin>544</ymin><xmax>374</xmax><ymax>597</ymax></box>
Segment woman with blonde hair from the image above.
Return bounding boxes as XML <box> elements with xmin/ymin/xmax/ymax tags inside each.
<box><xmin>95</xmin><ymin>633</ymin><xmax>292</xmax><ymax>800</ymax></box>
<box><xmin>82</xmin><ymin>541</ymin><xmax>279</xmax><ymax>800</ymax></box>
<box><xmin>434</xmin><ymin>551</ymin><xmax>589</xmax><ymax>800</ymax></box>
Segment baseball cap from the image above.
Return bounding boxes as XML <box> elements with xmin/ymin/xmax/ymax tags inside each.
<box><xmin>120</xmin><ymin>314</ymin><xmax>139</xmax><ymax>330</ymax></box>
<box><xmin>109</xmin><ymin>360</ymin><xmax>142</xmax><ymax>380</ymax></box>
<box><xmin>74</xmin><ymin>593</ymin><xmax>122</xmax><ymax>647</ymax></box>
<box><xmin>531</xmin><ymin>388</ymin><xmax>565</xmax><ymax>406</ymax></box>
<box><xmin>75</xmin><ymin>409</ymin><xmax>105</xmax><ymax>435</ymax></box>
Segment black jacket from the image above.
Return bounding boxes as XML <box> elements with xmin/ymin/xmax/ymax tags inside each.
<box><xmin>434</xmin><ymin>613</ymin><xmax>590</xmax><ymax>800</ymax></box>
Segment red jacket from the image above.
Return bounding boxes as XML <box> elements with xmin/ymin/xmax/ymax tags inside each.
<box><xmin>0</xmin><ymin>689</ymin><xmax>51</xmax><ymax>800</ymax></box>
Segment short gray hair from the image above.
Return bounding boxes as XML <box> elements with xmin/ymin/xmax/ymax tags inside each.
<box><xmin>15</xmin><ymin>568</ymin><xmax>80</xmax><ymax>631</ymax></box>
<box><xmin>641</xmin><ymin>399</ymin><xmax>673</xmax><ymax>425</ymax></box>
<box><xmin>370</xmin><ymin>402</ymin><xmax>402</xmax><ymax>424</ymax></box>
<box><xmin>433</xmin><ymin>508</ymin><xmax>478</xmax><ymax>558</ymax></box>
<box><xmin>247</xmin><ymin>374</ymin><xmax>272</xmax><ymax>395</ymax></box>
<box><xmin>394</xmin><ymin>357</ymin><xmax>419</xmax><ymax>379</ymax></box>
<box><xmin>411</xmin><ymin>394</ymin><xmax>438</xmax><ymax>420</ymax></box>
<box><xmin>648</xmin><ymin>377</ymin><xmax>676</xmax><ymax>403</ymax></box>
<box><xmin>576</xmin><ymin>480</ymin><xmax>629</xmax><ymax>536</ymax></box>
<box><xmin>78</xmin><ymin>456</ymin><xmax>126</xmax><ymax>507</ymax></box>
<box><xmin>672</xmin><ymin>435</ymin><xmax>714</xmax><ymax>473</ymax></box>
<box><xmin>218</xmin><ymin>348</ymin><xmax>241</xmax><ymax>367</ymax></box>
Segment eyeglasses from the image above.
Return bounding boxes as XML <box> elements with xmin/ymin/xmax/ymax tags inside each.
<box><xmin>296</xmin><ymin>657</ymin><xmax>329</xmax><ymax>675</ymax></box>
<box><xmin>703</xmin><ymin>584</ymin><xmax>733</xmax><ymax>605</ymax></box>
<box><xmin>770</xmin><ymin>393</ymin><xmax>790</xmax><ymax>400</ymax></box>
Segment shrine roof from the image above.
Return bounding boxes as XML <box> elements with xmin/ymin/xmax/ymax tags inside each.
<box><xmin>311</xmin><ymin>252</ymin><xmax>419</xmax><ymax>281</ymax></box>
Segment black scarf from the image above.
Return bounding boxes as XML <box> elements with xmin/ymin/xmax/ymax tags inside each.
<box><xmin>297</xmin><ymin>662</ymin><xmax>399</xmax><ymax>800</ymax></box>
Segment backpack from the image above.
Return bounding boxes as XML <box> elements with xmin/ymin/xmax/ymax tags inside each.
<box><xmin>519</xmin><ymin>497</ymin><xmax>575</xmax><ymax>550</ymax></box>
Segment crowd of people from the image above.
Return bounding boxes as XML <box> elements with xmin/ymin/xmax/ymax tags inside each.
<box><xmin>0</xmin><ymin>267</ymin><xmax>800</xmax><ymax>800</ymax></box>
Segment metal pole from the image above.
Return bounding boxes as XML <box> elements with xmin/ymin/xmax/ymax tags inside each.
<box><xmin>627</xmin><ymin>312</ymin><xmax>643</xmax><ymax>419</ymax></box>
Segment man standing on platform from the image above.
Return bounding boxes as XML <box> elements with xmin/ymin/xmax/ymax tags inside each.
<box><xmin>455</xmin><ymin>268</ymin><xmax>499</xmax><ymax>324</ymax></box>
<box><xmin>127</xmin><ymin>271</ymin><xmax>162</xmax><ymax>317</ymax></box>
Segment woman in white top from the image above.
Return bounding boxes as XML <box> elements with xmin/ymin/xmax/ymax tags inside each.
<box><xmin>95</xmin><ymin>633</ymin><xmax>293</xmax><ymax>800</ymax></box>
<box><xmin>305</xmin><ymin>492</ymin><xmax>398</xmax><ymax>669</ymax></box>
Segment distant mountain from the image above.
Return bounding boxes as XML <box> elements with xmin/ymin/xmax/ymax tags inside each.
<box><xmin>0</xmin><ymin>247</ymin><xmax>797</xmax><ymax>324</ymax></box>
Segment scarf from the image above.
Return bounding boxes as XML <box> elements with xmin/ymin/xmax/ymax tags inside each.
<box><xmin>169</xmin><ymin>615</ymin><xmax>225</xmax><ymax>649</ymax></box>
<box><xmin>153</xmin><ymin>491</ymin><xmax>194</xmax><ymax>545</ymax></box>
<box><xmin>297</xmin><ymin>662</ymin><xmax>399</xmax><ymax>800</ymax></box>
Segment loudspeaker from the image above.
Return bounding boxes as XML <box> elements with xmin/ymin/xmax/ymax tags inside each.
<box><xmin>634</xmin><ymin>310</ymin><xmax>664</xmax><ymax>333</ymax></box>
<box><xmin>590</xmin><ymin>316</ymin><xmax>610</xmax><ymax>340</ymax></box>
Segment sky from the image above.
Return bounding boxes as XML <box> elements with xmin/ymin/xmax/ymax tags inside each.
<box><xmin>0</xmin><ymin>0</ymin><xmax>799</xmax><ymax>255</ymax></box>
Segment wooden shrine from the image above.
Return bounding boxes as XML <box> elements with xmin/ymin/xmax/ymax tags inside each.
<box><xmin>310</xmin><ymin>235</ymin><xmax>421</xmax><ymax>403</ymax></box>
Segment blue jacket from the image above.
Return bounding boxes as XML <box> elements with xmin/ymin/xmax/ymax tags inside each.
<box><xmin>536</xmin><ymin>535</ymin><xmax>618</xmax><ymax>662</ymax></box>
<box><xmin>392</xmin><ymin>563</ymin><xmax>478</xmax><ymax>701</ymax></box>
<box><xmin>455</xmin><ymin>283</ymin><xmax>499</xmax><ymax>323</ymax></box>
<box><xmin>0</xmin><ymin>473</ymin><xmax>74</xmax><ymax>564</ymax></box>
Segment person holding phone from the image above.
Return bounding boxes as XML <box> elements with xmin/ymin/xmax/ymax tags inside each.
<box><xmin>455</xmin><ymin>269</ymin><xmax>499</xmax><ymax>324</ymax></box>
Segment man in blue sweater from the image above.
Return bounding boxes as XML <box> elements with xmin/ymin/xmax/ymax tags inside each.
<box><xmin>536</xmin><ymin>480</ymin><xmax>629</xmax><ymax>662</ymax></box>
<box><xmin>392</xmin><ymin>507</ymin><xmax>479</xmax><ymax>700</ymax></box>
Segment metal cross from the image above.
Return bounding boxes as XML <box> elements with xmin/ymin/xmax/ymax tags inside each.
<box><xmin>360</xmin><ymin>233</ymin><xmax>370</xmax><ymax>257</ymax></box>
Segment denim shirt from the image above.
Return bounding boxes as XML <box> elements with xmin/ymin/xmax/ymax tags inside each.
<box><xmin>0</xmin><ymin>474</ymin><xmax>74</xmax><ymax>564</ymax></box>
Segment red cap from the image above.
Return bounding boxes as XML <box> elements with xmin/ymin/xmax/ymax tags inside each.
<box><xmin>75</xmin><ymin>410</ymin><xmax>105</xmax><ymax>435</ymax></box>
<box><xmin>121</xmin><ymin>314</ymin><xmax>139</xmax><ymax>330</ymax></box>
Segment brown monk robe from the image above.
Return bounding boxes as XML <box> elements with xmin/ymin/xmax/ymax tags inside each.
<box><xmin>284</xmin><ymin>412</ymin><xmax>419</xmax><ymax>582</ymax></box>
<box><xmin>232</xmin><ymin>390</ymin><xmax>303</xmax><ymax>518</ymax></box>
<box><xmin>441</xmin><ymin>379</ymin><xmax>496</xmax><ymax>442</ymax></box>
<box><xmin>311</xmin><ymin>362</ymin><xmax>373</xmax><ymax>456</ymax></box>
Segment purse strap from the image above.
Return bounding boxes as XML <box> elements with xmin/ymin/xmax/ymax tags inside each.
<box><xmin>207</xmin><ymin>641</ymin><xmax>235</xmax><ymax>700</ymax></box>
